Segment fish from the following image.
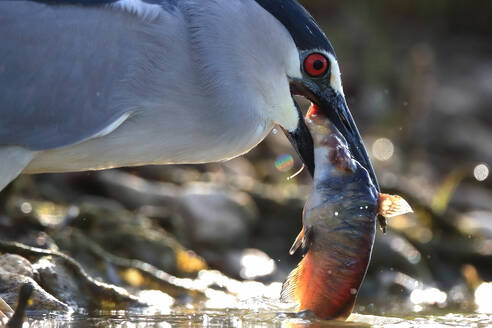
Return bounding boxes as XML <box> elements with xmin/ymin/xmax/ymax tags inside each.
<box><xmin>281</xmin><ymin>104</ymin><xmax>412</xmax><ymax>320</ymax></box>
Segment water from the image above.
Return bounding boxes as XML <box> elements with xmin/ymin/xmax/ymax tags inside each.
<box><xmin>6</xmin><ymin>269</ymin><xmax>492</xmax><ymax>327</ymax></box>
<box><xmin>22</xmin><ymin>311</ymin><xmax>492</xmax><ymax>328</ymax></box>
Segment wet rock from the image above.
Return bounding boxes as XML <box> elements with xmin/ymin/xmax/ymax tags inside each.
<box><xmin>0</xmin><ymin>296</ymin><xmax>13</xmax><ymax>320</ymax></box>
<box><xmin>0</xmin><ymin>255</ymin><xmax>71</xmax><ymax>312</ymax></box>
<box><xmin>51</xmin><ymin>228</ymin><xmax>205</xmax><ymax>300</ymax></box>
<box><xmin>179</xmin><ymin>183</ymin><xmax>258</xmax><ymax>249</ymax></box>
<box><xmin>33</xmin><ymin>255</ymin><xmax>140</xmax><ymax>310</ymax></box>
<box><xmin>7</xmin><ymin>283</ymin><xmax>34</xmax><ymax>328</ymax></box>
<box><xmin>0</xmin><ymin>241</ymin><xmax>144</xmax><ymax>311</ymax></box>
<box><xmin>33</xmin><ymin>256</ymin><xmax>87</xmax><ymax>310</ymax></box>
<box><xmin>62</xmin><ymin>198</ymin><xmax>206</xmax><ymax>277</ymax></box>
<box><xmin>96</xmin><ymin>170</ymin><xmax>179</xmax><ymax>210</ymax></box>
<box><xmin>65</xmin><ymin>199</ymin><xmax>178</xmax><ymax>273</ymax></box>
<box><xmin>96</xmin><ymin>171</ymin><xmax>260</xmax><ymax>250</ymax></box>
<box><xmin>0</xmin><ymin>254</ymin><xmax>36</xmax><ymax>279</ymax></box>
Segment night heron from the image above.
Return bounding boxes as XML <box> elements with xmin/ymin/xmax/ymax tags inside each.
<box><xmin>0</xmin><ymin>0</ymin><xmax>378</xmax><ymax>192</ymax></box>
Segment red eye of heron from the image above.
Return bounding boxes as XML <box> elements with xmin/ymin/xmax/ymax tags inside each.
<box><xmin>304</xmin><ymin>53</ymin><xmax>329</xmax><ymax>77</ymax></box>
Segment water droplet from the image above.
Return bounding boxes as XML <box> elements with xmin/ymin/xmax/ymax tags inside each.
<box><xmin>272</xmin><ymin>128</ymin><xmax>279</xmax><ymax>135</ymax></box>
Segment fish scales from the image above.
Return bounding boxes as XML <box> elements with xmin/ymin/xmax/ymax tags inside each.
<box><xmin>282</xmin><ymin>104</ymin><xmax>412</xmax><ymax>320</ymax></box>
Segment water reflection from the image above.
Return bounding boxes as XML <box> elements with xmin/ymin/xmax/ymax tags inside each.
<box><xmin>12</xmin><ymin>266</ymin><xmax>492</xmax><ymax>327</ymax></box>
<box><xmin>24</xmin><ymin>311</ymin><xmax>492</xmax><ymax>328</ymax></box>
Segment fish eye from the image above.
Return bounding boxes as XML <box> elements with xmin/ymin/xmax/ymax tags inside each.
<box><xmin>304</xmin><ymin>53</ymin><xmax>329</xmax><ymax>77</ymax></box>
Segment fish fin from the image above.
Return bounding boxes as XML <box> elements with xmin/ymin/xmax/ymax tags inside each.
<box><xmin>281</xmin><ymin>253</ymin><xmax>312</xmax><ymax>303</ymax></box>
<box><xmin>378</xmin><ymin>215</ymin><xmax>387</xmax><ymax>233</ymax></box>
<box><xmin>289</xmin><ymin>226</ymin><xmax>313</xmax><ymax>255</ymax></box>
<box><xmin>378</xmin><ymin>193</ymin><xmax>413</xmax><ymax>218</ymax></box>
<box><xmin>282</xmin><ymin>228</ymin><xmax>315</xmax><ymax>303</ymax></box>
<box><xmin>289</xmin><ymin>228</ymin><xmax>305</xmax><ymax>255</ymax></box>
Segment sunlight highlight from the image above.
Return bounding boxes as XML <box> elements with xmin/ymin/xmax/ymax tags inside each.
<box><xmin>475</xmin><ymin>282</ymin><xmax>492</xmax><ymax>313</ymax></box>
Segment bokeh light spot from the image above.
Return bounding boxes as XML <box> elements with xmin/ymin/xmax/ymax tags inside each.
<box><xmin>275</xmin><ymin>154</ymin><xmax>294</xmax><ymax>172</ymax></box>
<box><xmin>475</xmin><ymin>281</ymin><xmax>492</xmax><ymax>313</ymax></box>
<box><xmin>240</xmin><ymin>249</ymin><xmax>276</xmax><ymax>280</ymax></box>
<box><xmin>20</xmin><ymin>202</ymin><xmax>32</xmax><ymax>214</ymax></box>
<box><xmin>410</xmin><ymin>287</ymin><xmax>447</xmax><ymax>305</ymax></box>
<box><xmin>372</xmin><ymin>138</ymin><xmax>394</xmax><ymax>161</ymax></box>
<box><xmin>473</xmin><ymin>163</ymin><xmax>489</xmax><ymax>181</ymax></box>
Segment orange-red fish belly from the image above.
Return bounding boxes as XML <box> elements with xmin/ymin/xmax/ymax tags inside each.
<box><xmin>291</xmin><ymin>250</ymin><xmax>369</xmax><ymax>319</ymax></box>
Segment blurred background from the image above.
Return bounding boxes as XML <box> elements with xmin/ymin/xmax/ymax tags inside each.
<box><xmin>1</xmin><ymin>0</ymin><xmax>492</xmax><ymax>319</ymax></box>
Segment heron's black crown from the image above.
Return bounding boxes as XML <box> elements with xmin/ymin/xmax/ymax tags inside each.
<box><xmin>254</xmin><ymin>0</ymin><xmax>335</xmax><ymax>54</ymax></box>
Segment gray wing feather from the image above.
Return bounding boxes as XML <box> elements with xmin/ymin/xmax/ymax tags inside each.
<box><xmin>0</xmin><ymin>1</ymin><xmax>149</xmax><ymax>150</ymax></box>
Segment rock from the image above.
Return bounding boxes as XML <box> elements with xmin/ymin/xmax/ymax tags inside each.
<box><xmin>96</xmin><ymin>170</ymin><xmax>179</xmax><ymax>210</ymax></box>
<box><xmin>33</xmin><ymin>255</ymin><xmax>142</xmax><ymax>311</ymax></box>
<box><xmin>33</xmin><ymin>256</ymin><xmax>87</xmax><ymax>310</ymax></box>
<box><xmin>0</xmin><ymin>296</ymin><xmax>13</xmax><ymax>318</ymax></box>
<box><xmin>0</xmin><ymin>254</ymin><xmax>36</xmax><ymax>279</ymax></box>
<box><xmin>6</xmin><ymin>283</ymin><xmax>34</xmax><ymax>328</ymax></box>
<box><xmin>178</xmin><ymin>183</ymin><xmax>258</xmax><ymax>249</ymax></box>
<box><xmin>50</xmin><ymin>228</ymin><xmax>206</xmax><ymax>299</ymax></box>
<box><xmin>0</xmin><ymin>257</ymin><xmax>72</xmax><ymax>312</ymax></box>
<box><xmin>64</xmin><ymin>198</ymin><xmax>180</xmax><ymax>274</ymax></box>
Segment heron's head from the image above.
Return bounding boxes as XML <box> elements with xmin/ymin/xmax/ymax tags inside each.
<box><xmin>254</xmin><ymin>0</ymin><xmax>379</xmax><ymax>189</ymax></box>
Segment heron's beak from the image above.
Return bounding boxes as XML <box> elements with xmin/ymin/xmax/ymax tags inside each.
<box><xmin>285</xmin><ymin>87</ymin><xmax>379</xmax><ymax>191</ymax></box>
<box><xmin>283</xmin><ymin>100</ymin><xmax>315</xmax><ymax>176</ymax></box>
<box><xmin>320</xmin><ymin>93</ymin><xmax>379</xmax><ymax>191</ymax></box>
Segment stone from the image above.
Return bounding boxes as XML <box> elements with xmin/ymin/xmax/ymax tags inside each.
<box><xmin>0</xmin><ymin>257</ymin><xmax>72</xmax><ymax>312</ymax></box>
<box><xmin>96</xmin><ymin>170</ymin><xmax>179</xmax><ymax>210</ymax></box>
<box><xmin>178</xmin><ymin>183</ymin><xmax>258</xmax><ymax>248</ymax></box>
<box><xmin>0</xmin><ymin>254</ymin><xmax>36</xmax><ymax>279</ymax></box>
<box><xmin>0</xmin><ymin>296</ymin><xmax>13</xmax><ymax>319</ymax></box>
<box><xmin>33</xmin><ymin>255</ymin><xmax>141</xmax><ymax>310</ymax></box>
